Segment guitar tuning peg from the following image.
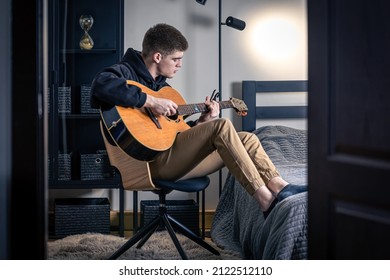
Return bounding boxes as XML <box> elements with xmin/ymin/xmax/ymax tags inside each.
<box><xmin>210</xmin><ymin>90</ymin><xmax>216</xmax><ymax>101</ymax></box>
<box><xmin>210</xmin><ymin>90</ymin><xmax>220</xmax><ymax>101</ymax></box>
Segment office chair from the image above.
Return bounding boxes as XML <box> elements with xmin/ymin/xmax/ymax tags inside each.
<box><xmin>99</xmin><ymin>122</ymin><xmax>220</xmax><ymax>260</ymax></box>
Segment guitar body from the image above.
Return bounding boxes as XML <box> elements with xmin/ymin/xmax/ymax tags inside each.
<box><xmin>101</xmin><ymin>81</ymin><xmax>191</xmax><ymax>161</ymax></box>
<box><xmin>101</xmin><ymin>80</ymin><xmax>247</xmax><ymax>161</ymax></box>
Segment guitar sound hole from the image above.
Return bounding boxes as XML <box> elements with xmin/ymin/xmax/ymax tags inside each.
<box><xmin>167</xmin><ymin>114</ymin><xmax>179</xmax><ymax>121</ymax></box>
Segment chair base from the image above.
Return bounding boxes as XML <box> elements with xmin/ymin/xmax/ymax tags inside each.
<box><xmin>108</xmin><ymin>211</ymin><xmax>220</xmax><ymax>260</ymax></box>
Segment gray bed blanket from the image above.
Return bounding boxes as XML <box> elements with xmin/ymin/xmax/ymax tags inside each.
<box><xmin>210</xmin><ymin>125</ymin><xmax>308</xmax><ymax>259</ymax></box>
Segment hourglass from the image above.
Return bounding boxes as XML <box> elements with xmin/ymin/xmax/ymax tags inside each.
<box><xmin>79</xmin><ymin>15</ymin><xmax>94</xmax><ymax>50</ymax></box>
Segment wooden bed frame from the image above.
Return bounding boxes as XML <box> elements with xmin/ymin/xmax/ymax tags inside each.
<box><xmin>241</xmin><ymin>80</ymin><xmax>308</xmax><ymax>132</ymax></box>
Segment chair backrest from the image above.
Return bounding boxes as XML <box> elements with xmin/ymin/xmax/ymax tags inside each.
<box><xmin>100</xmin><ymin>121</ymin><xmax>156</xmax><ymax>191</ymax></box>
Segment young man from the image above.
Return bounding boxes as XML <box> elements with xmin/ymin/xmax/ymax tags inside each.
<box><xmin>91</xmin><ymin>23</ymin><xmax>307</xmax><ymax>218</ymax></box>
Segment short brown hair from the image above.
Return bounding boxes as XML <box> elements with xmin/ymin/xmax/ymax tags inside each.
<box><xmin>142</xmin><ymin>23</ymin><xmax>188</xmax><ymax>57</ymax></box>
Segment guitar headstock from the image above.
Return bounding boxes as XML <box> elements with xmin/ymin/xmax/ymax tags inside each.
<box><xmin>230</xmin><ymin>97</ymin><xmax>248</xmax><ymax>116</ymax></box>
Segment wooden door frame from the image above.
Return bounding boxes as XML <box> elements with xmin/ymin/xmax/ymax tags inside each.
<box><xmin>9</xmin><ymin>0</ymin><xmax>48</xmax><ymax>259</ymax></box>
<box><xmin>0</xmin><ymin>0</ymin><xmax>12</xmax><ymax>260</ymax></box>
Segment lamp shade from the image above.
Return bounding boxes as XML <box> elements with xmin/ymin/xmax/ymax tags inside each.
<box><xmin>226</xmin><ymin>16</ymin><xmax>246</xmax><ymax>31</ymax></box>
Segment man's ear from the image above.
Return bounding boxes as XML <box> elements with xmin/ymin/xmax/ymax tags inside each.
<box><xmin>153</xmin><ymin>52</ymin><xmax>163</xmax><ymax>63</ymax></box>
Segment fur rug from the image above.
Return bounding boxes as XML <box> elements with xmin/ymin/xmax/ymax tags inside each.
<box><xmin>48</xmin><ymin>231</ymin><xmax>242</xmax><ymax>260</ymax></box>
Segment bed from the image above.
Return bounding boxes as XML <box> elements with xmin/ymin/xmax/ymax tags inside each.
<box><xmin>210</xmin><ymin>80</ymin><xmax>308</xmax><ymax>260</ymax></box>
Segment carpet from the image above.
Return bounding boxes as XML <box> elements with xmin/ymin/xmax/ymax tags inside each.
<box><xmin>48</xmin><ymin>231</ymin><xmax>242</xmax><ymax>260</ymax></box>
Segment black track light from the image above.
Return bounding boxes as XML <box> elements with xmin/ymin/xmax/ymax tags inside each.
<box><xmin>225</xmin><ymin>16</ymin><xmax>246</xmax><ymax>31</ymax></box>
<box><xmin>195</xmin><ymin>0</ymin><xmax>207</xmax><ymax>5</ymax></box>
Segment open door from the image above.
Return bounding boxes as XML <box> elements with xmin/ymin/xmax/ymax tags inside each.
<box><xmin>308</xmin><ymin>0</ymin><xmax>390</xmax><ymax>259</ymax></box>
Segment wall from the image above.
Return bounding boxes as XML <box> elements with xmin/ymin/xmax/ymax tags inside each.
<box><xmin>50</xmin><ymin>0</ymin><xmax>307</xmax><ymax>211</ymax></box>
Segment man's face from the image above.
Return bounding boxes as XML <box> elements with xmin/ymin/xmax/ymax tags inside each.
<box><xmin>157</xmin><ymin>51</ymin><xmax>184</xmax><ymax>79</ymax></box>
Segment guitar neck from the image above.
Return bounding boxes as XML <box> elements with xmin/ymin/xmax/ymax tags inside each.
<box><xmin>177</xmin><ymin>100</ymin><xmax>233</xmax><ymax>116</ymax></box>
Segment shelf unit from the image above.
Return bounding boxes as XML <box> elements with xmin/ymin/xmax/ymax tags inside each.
<box><xmin>48</xmin><ymin>0</ymin><xmax>125</xmax><ymax>236</ymax></box>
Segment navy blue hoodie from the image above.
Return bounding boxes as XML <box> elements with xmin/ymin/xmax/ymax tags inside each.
<box><xmin>90</xmin><ymin>48</ymin><xmax>170</xmax><ymax>110</ymax></box>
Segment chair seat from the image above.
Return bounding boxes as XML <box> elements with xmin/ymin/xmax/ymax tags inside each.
<box><xmin>153</xmin><ymin>177</ymin><xmax>210</xmax><ymax>193</ymax></box>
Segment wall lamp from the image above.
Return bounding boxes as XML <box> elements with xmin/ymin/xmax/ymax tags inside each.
<box><xmin>196</xmin><ymin>1</ymin><xmax>246</xmax><ymax>30</ymax></box>
<box><xmin>223</xmin><ymin>16</ymin><xmax>246</xmax><ymax>31</ymax></box>
<box><xmin>195</xmin><ymin>0</ymin><xmax>207</xmax><ymax>5</ymax></box>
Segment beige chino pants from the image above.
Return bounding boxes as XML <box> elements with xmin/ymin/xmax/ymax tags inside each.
<box><xmin>149</xmin><ymin>118</ymin><xmax>279</xmax><ymax>195</ymax></box>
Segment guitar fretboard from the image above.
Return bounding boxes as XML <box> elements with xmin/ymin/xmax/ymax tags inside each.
<box><xmin>177</xmin><ymin>101</ymin><xmax>233</xmax><ymax>116</ymax></box>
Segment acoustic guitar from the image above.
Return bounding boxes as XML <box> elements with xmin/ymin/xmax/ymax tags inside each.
<box><xmin>100</xmin><ymin>80</ymin><xmax>248</xmax><ymax>161</ymax></box>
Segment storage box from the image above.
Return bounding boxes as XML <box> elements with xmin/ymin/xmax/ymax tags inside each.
<box><xmin>80</xmin><ymin>84</ymin><xmax>99</xmax><ymax>114</ymax></box>
<box><xmin>140</xmin><ymin>200</ymin><xmax>199</xmax><ymax>236</ymax></box>
<box><xmin>48</xmin><ymin>153</ymin><xmax>71</xmax><ymax>181</ymax></box>
<box><xmin>80</xmin><ymin>150</ymin><xmax>115</xmax><ymax>180</ymax></box>
<box><xmin>58</xmin><ymin>86</ymin><xmax>71</xmax><ymax>113</ymax></box>
<box><xmin>54</xmin><ymin>198</ymin><xmax>110</xmax><ymax>237</ymax></box>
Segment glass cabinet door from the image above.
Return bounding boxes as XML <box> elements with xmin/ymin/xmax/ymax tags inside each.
<box><xmin>48</xmin><ymin>0</ymin><xmax>123</xmax><ymax>188</ymax></box>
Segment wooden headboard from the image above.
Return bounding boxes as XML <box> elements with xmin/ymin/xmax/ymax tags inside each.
<box><xmin>242</xmin><ymin>80</ymin><xmax>308</xmax><ymax>132</ymax></box>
